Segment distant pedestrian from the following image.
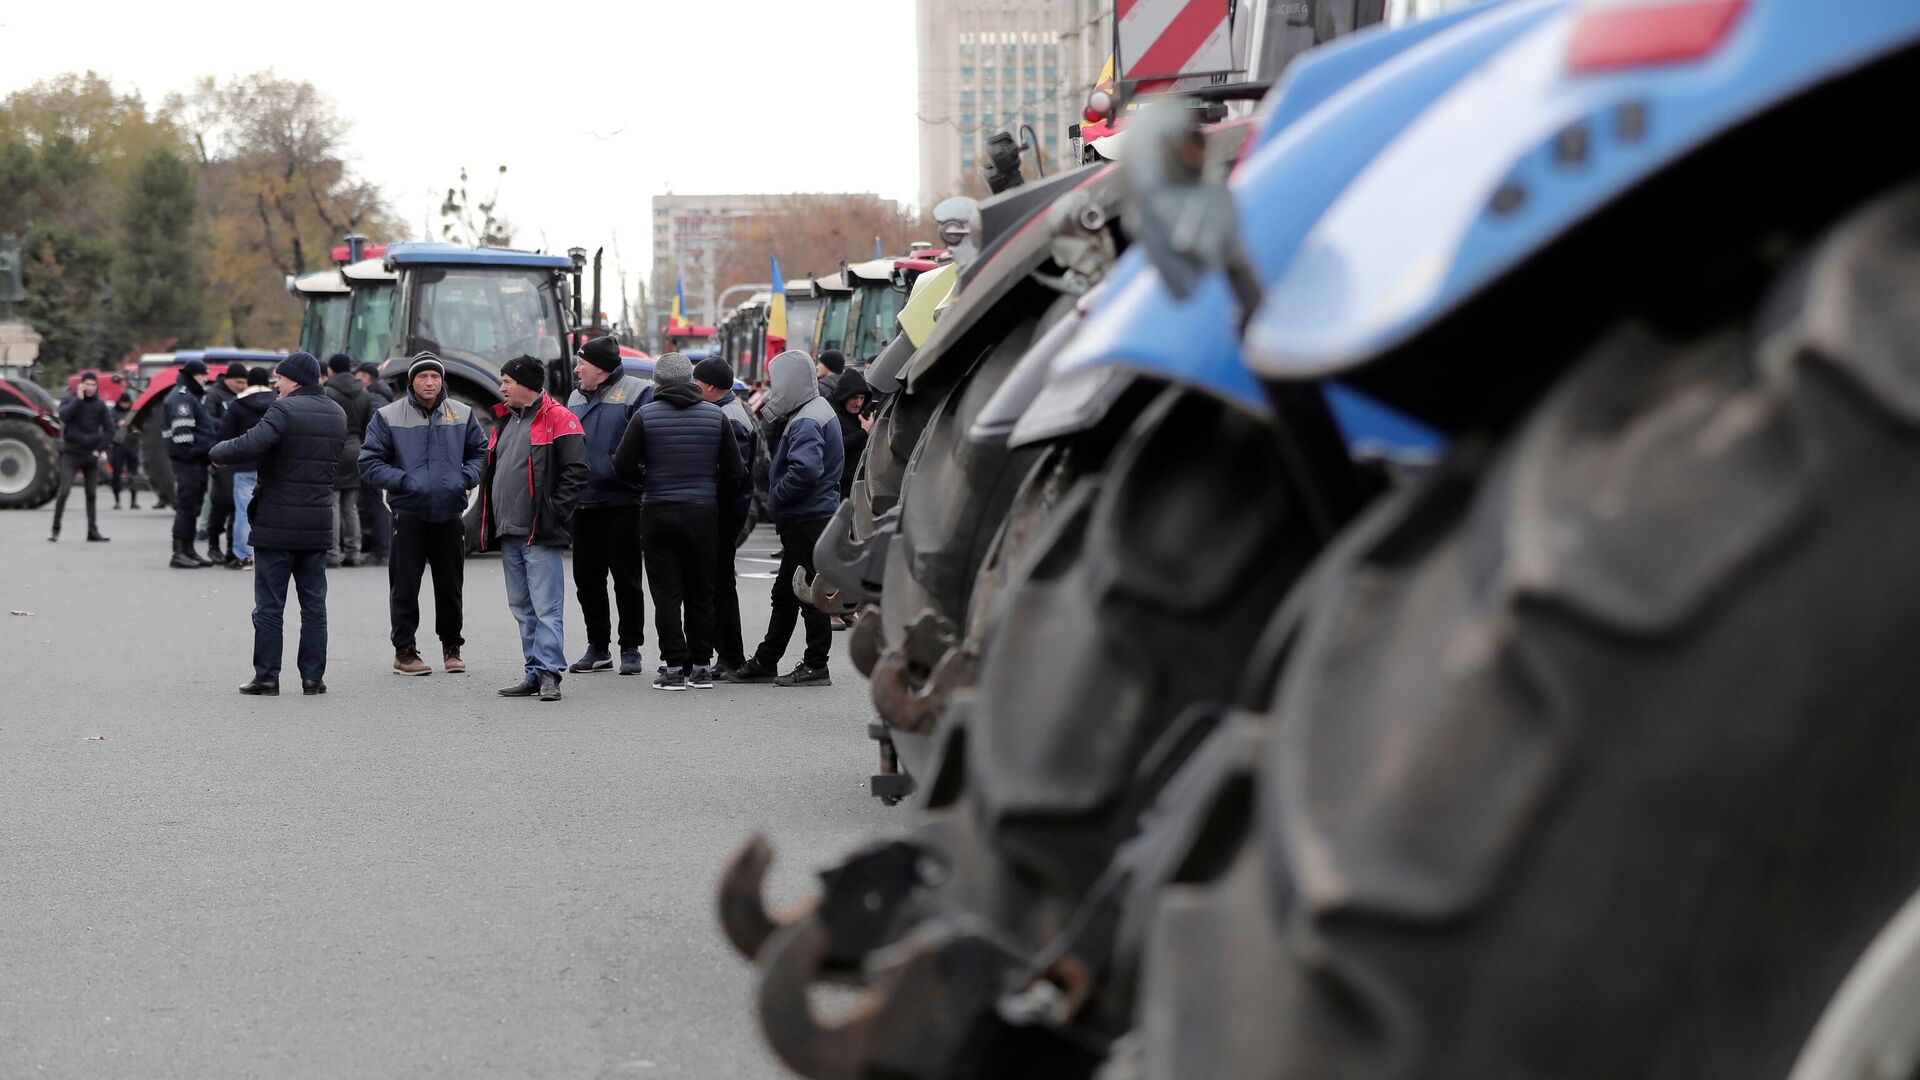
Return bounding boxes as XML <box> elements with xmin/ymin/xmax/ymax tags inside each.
<box><xmin>108</xmin><ymin>391</ymin><xmax>140</xmax><ymax>510</ymax></box>
<box><xmin>722</xmin><ymin>350</ymin><xmax>842</xmax><ymax>687</ymax></box>
<box><xmin>828</xmin><ymin>367</ymin><xmax>870</xmax><ymax>499</ymax></box>
<box><xmin>322</xmin><ymin>353</ymin><xmax>371</xmax><ymax>568</ymax></box>
<box><xmin>353</xmin><ymin>362</ymin><xmax>394</xmax><ymax>567</ymax></box>
<box><xmin>359</xmin><ymin>353</ymin><xmax>489</xmax><ymax>676</ymax></box>
<box><xmin>815</xmin><ymin>348</ymin><xmax>845</xmax><ymax>397</ymax></box>
<box><xmin>218</xmin><ymin>367</ymin><xmax>275</xmax><ymax>569</ymax></box>
<box><xmin>203</xmin><ymin>362</ymin><xmax>249</xmax><ymax>563</ymax></box>
<box><xmin>164</xmin><ymin>359</ymin><xmax>218</xmax><ymax>568</ymax></box>
<box><xmin>613</xmin><ymin>352</ymin><xmax>744</xmax><ymax>690</ymax></box>
<box><xmin>49</xmin><ymin>370</ymin><xmax>114</xmax><ymax>543</ymax></box>
<box><xmin>694</xmin><ymin>356</ymin><xmax>757</xmax><ymax>677</ymax></box>
<box><xmin>480</xmin><ymin>356</ymin><xmax>587</xmax><ymax>702</ymax></box>
<box><xmin>209</xmin><ymin>351</ymin><xmax>346</xmax><ymax>697</ymax></box>
<box><xmin>565</xmin><ymin>335</ymin><xmax>652</xmax><ymax>676</ymax></box>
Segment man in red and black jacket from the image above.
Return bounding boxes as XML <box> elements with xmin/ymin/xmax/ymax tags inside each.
<box><xmin>479</xmin><ymin>356</ymin><xmax>587</xmax><ymax>702</ymax></box>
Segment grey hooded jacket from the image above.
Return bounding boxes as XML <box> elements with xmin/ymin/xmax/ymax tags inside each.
<box><xmin>761</xmin><ymin>350</ymin><xmax>843</xmax><ymax>526</ymax></box>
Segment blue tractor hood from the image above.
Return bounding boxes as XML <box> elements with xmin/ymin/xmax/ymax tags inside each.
<box><xmin>384</xmin><ymin>242</ymin><xmax>573</xmax><ymax>270</ymax></box>
<box><xmin>1247</xmin><ymin>0</ymin><xmax>1920</xmax><ymax>378</ymax></box>
<box><xmin>1047</xmin><ymin>0</ymin><xmax>1566</xmax><ymax>415</ymax></box>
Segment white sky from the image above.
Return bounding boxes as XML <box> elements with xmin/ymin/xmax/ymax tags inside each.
<box><xmin>1</xmin><ymin>0</ymin><xmax>921</xmax><ymax>310</ymax></box>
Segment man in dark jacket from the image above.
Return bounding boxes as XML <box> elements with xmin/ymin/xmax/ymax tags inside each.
<box><xmin>203</xmin><ymin>362</ymin><xmax>248</xmax><ymax>561</ymax></box>
<box><xmin>828</xmin><ymin>367</ymin><xmax>871</xmax><ymax>499</ymax></box>
<box><xmin>566</xmin><ymin>335</ymin><xmax>652</xmax><ymax>676</ymax></box>
<box><xmin>613</xmin><ymin>353</ymin><xmax>744</xmax><ymax>690</ymax></box>
<box><xmin>50</xmin><ymin>369</ymin><xmax>114</xmax><ymax>543</ymax></box>
<box><xmin>322</xmin><ymin>353</ymin><xmax>370</xmax><ymax>568</ymax></box>
<box><xmin>354</xmin><ymin>362</ymin><xmax>394</xmax><ymax>566</ymax></box>
<box><xmin>360</xmin><ymin>353</ymin><xmax>489</xmax><ymax>676</ymax></box>
<box><xmin>210</xmin><ymin>352</ymin><xmax>347</xmax><ymax>697</ymax></box>
<box><xmin>723</xmin><ymin>349</ymin><xmax>843</xmax><ymax>687</ymax></box>
<box><xmin>164</xmin><ymin>359</ymin><xmax>218</xmax><ymax>568</ymax></box>
<box><xmin>218</xmin><ymin>368</ymin><xmax>275</xmax><ymax>568</ymax></box>
<box><xmin>695</xmin><ymin>356</ymin><xmax>757</xmax><ymax>677</ymax></box>
<box><xmin>480</xmin><ymin>356</ymin><xmax>588</xmax><ymax>702</ymax></box>
<box><xmin>109</xmin><ymin>390</ymin><xmax>140</xmax><ymax>510</ymax></box>
<box><xmin>815</xmin><ymin>348</ymin><xmax>845</xmax><ymax>397</ymax></box>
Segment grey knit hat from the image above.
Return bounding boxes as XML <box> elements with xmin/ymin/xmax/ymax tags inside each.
<box><xmin>653</xmin><ymin>352</ymin><xmax>694</xmax><ymax>388</ymax></box>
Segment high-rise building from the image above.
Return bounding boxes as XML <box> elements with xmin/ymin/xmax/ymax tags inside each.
<box><xmin>916</xmin><ymin>0</ymin><xmax>1114</xmax><ymax>211</ymax></box>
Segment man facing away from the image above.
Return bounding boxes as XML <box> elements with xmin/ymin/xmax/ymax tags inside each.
<box><xmin>354</xmin><ymin>362</ymin><xmax>394</xmax><ymax>567</ymax></box>
<box><xmin>203</xmin><ymin>362</ymin><xmax>249</xmax><ymax>563</ymax></box>
<box><xmin>323</xmin><ymin>353</ymin><xmax>371</xmax><ymax>568</ymax></box>
<box><xmin>217</xmin><ymin>367</ymin><xmax>276</xmax><ymax>569</ymax></box>
<box><xmin>358</xmin><ymin>353</ymin><xmax>489</xmax><ymax>676</ymax></box>
<box><xmin>566</xmin><ymin>335</ymin><xmax>652</xmax><ymax>676</ymax></box>
<box><xmin>722</xmin><ymin>349</ymin><xmax>842</xmax><ymax>688</ymax></box>
<box><xmin>479</xmin><ymin>356</ymin><xmax>587</xmax><ymax>702</ymax></box>
<box><xmin>49</xmin><ymin>369</ymin><xmax>114</xmax><ymax>543</ymax></box>
<box><xmin>612</xmin><ymin>352</ymin><xmax>744</xmax><ymax>690</ymax></box>
<box><xmin>815</xmin><ymin>348</ymin><xmax>845</xmax><ymax>397</ymax></box>
<box><xmin>209</xmin><ymin>352</ymin><xmax>346</xmax><ymax>697</ymax></box>
<box><xmin>693</xmin><ymin>356</ymin><xmax>757</xmax><ymax>678</ymax></box>
<box><xmin>163</xmin><ymin>359</ymin><xmax>217</xmax><ymax>568</ymax></box>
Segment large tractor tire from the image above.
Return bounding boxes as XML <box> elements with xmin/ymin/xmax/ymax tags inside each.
<box><xmin>1116</xmin><ymin>180</ymin><xmax>1920</xmax><ymax>1079</ymax></box>
<box><xmin>0</xmin><ymin>418</ymin><xmax>58</xmax><ymax>509</ymax></box>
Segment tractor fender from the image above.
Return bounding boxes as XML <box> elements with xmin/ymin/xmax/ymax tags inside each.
<box><xmin>1248</xmin><ymin>0</ymin><xmax>1920</xmax><ymax>377</ymax></box>
<box><xmin>0</xmin><ymin>401</ymin><xmax>57</xmax><ymax>439</ymax></box>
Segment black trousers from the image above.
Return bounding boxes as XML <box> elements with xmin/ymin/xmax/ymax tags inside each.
<box><xmin>389</xmin><ymin>515</ymin><xmax>466</xmax><ymax>652</ymax></box>
<box><xmin>713</xmin><ymin>511</ymin><xmax>749</xmax><ymax>669</ymax></box>
<box><xmin>171</xmin><ymin>460</ymin><xmax>208</xmax><ymax>549</ymax></box>
<box><xmin>359</xmin><ymin>485</ymin><xmax>391</xmax><ymax>558</ymax></box>
<box><xmin>572</xmin><ymin>504</ymin><xmax>647</xmax><ymax>650</ymax></box>
<box><xmin>108</xmin><ymin>444</ymin><xmax>138</xmax><ymax>500</ymax></box>
<box><xmin>253</xmin><ymin>547</ymin><xmax>328</xmax><ymax>682</ymax></box>
<box><xmin>643</xmin><ymin>503</ymin><xmax>717</xmax><ymax>670</ymax></box>
<box><xmin>208</xmin><ymin>467</ymin><xmax>235</xmax><ymax>550</ymax></box>
<box><xmin>51</xmin><ymin>452</ymin><xmax>100</xmax><ymax>532</ymax></box>
<box><xmin>754</xmin><ymin>515</ymin><xmax>832</xmax><ymax>671</ymax></box>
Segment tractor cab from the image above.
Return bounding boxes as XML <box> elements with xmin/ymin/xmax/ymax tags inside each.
<box><xmin>366</xmin><ymin>243</ymin><xmax>576</xmax><ymax>402</ymax></box>
<box><xmin>842</xmin><ymin>258</ymin><xmax>909</xmax><ymax>368</ymax></box>
<box><xmin>290</xmin><ymin>269</ymin><xmax>352</xmax><ymax>359</ymax></box>
<box><xmin>808</xmin><ymin>272</ymin><xmax>853</xmax><ymax>358</ymax></box>
<box><xmin>341</xmin><ymin>257</ymin><xmax>398</xmax><ymax>368</ymax></box>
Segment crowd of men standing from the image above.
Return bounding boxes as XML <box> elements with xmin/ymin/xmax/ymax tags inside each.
<box><xmin>138</xmin><ymin>337</ymin><xmax>846</xmax><ymax>701</ymax></box>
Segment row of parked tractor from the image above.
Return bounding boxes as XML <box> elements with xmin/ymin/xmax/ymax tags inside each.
<box><xmin>712</xmin><ymin>2</ymin><xmax>1920</xmax><ymax>1078</ymax></box>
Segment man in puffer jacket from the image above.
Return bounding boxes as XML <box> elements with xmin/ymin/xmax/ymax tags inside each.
<box><xmin>210</xmin><ymin>352</ymin><xmax>347</xmax><ymax>697</ymax></box>
<box><xmin>722</xmin><ymin>349</ymin><xmax>843</xmax><ymax>687</ymax></box>
<box><xmin>565</xmin><ymin>335</ymin><xmax>652</xmax><ymax>676</ymax></box>
<box><xmin>359</xmin><ymin>353</ymin><xmax>490</xmax><ymax>676</ymax></box>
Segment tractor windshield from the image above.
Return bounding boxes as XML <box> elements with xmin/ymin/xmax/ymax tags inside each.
<box><xmin>815</xmin><ymin>294</ymin><xmax>850</xmax><ymax>355</ymax></box>
<box><xmin>848</xmin><ymin>284</ymin><xmax>908</xmax><ymax>365</ymax></box>
<box><xmin>300</xmin><ymin>294</ymin><xmax>352</xmax><ymax>359</ymax></box>
<box><xmin>346</xmin><ymin>282</ymin><xmax>397</xmax><ymax>366</ymax></box>
<box><xmin>409</xmin><ymin>267</ymin><xmax>565</xmax><ymax>368</ymax></box>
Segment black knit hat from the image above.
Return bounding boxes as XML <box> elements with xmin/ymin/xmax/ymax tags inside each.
<box><xmin>327</xmin><ymin>352</ymin><xmax>353</xmax><ymax>374</ymax></box>
<box><xmin>817</xmin><ymin>348</ymin><xmax>846</xmax><ymax>375</ymax></box>
<box><xmin>276</xmin><ymin>351</ymin><xmax>323</xmax><ymax>388</ymax></box>
<box><xmin>578</xmin><ymin>335</ymin><xmax>622</xmax><ymax>374</ymax></box>
<box><xmin>222</xmin><ymin>361</ymin><xmax>249</xmax><ymax>380</ymax></box>
<box><xmin>179</xmin><ymin>359</ymin><xmax>209</xmax><ymax>378</ymax></box>
<box><xmin>406</xmin><ymin>353</ymin><xmax>445</xmax><ymax>383</ymax></box>
<box><xmin>500</xmin><ymin>355</ymin><xmax>545</xmax><ymax>393</ymax></box>
<box><xmin>246</xmin><ymin>367</ymin><xmax>271</xmax><ymax>386</ymax></box>
<box><xmin>693</xmin><ymin>356</ymin><xmax>734</xmax><ymax>390</ymax></box>
<box><xmin>78</xmin><ymin>369</ymin><xmax>99</xmax><ymax>384</ymax></box>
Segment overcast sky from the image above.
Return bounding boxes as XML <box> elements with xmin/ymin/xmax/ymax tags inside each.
<box><xmin>3</xmin><ymin>0</ymin><xmax>920</xmax><ymax>308</ymax></box>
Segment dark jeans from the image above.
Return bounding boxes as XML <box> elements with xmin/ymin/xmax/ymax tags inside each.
<box><xmin>208</xmin><ymin>467</ymin><xmax>235</xmax><ymax>550</ymax></box>
<box><xmin>171</xmin><ymin>460</ymin><xmax>208</xmax><ymax>549</ymax></box>
<box><xmin>643</xmin><ymin>502</ymin><xmax>717</xmax><ymax>670</ymax></box>
<box><xmin>359</xmin><ymin>486</ymin><xmax>391</xmax><ymax>558</ymax></box>
<box><xmin>389</xmin><ymin>515</ymin><xmax>465</xmax><ymax>652</ymax></box>
<box><xmin>714</xmin><ymin>511</ymin><xmax>749</xmax><ymax>669</ymax></box>
<box><xmin>253</xmin><ymin>547</ymin><xmax>328</xmax><ymax>682</ymax></box>
<box><xmin>52</xmin><ymin>452</ymin><xmax>99</xmax><ymax>531</ymax></box>
<box><xmin>754</xmin><ymin>515</ymin><xmax>832</xmax><ymax>671</ymax></box>
<box><xmin>572</xmin><ymin>503</ymin><xmax>647</xmax><ymax>650</ymax></box>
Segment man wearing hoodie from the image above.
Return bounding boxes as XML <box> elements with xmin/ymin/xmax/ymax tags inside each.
<box><xmin>50</xmin><ymin>370</ymin><xmax>115</xmax><ymax>543</ymax></box>
<box><xmin>359</xmin><ymin>353</ymin><xmax>490</xmax><ymax>676</ymax></box>
<box><xmin>480</xmin><ymin>356</ymin><xmax>588</xmax><ymax>702</ymax></box>
<box><xmin>613</xmin><ymin>353</ymin><xmax>744</xmax><ymax>690</ymax></box>
<box><xmin>695</xmin><ymin>356</ymin><xmax>757</xmax><ymax>677</ymax></box>
<box><xmin>218</xmin><ymin>367</ymin><xmax>276</xmax><ymax>568</ymax></box>
<box><xmin>322</xmin><ymin>353</ymin><xmax>371</xmax><ymax>568</ymax></box>
<box><xmin>566</xmin><ymin>335</ymin><xmax>652</xmax><ymax>676</ymax></box>
<box><xmin>828</xmin><ymin>367</ymin><xmax>871</xmax><ymax>499</ymax></box>
<box><xmin>723</xmin><ymin>349</ymin><xmax>843</xmax><ymax>687</ymax></box>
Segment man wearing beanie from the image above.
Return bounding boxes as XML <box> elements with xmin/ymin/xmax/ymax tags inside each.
<box><xmin>210</xmin><ymin>351</ymin><xmax>347</xmax><ymax>696</ymax></box>
<box><xmin>322</xmin><ymin>353</ymin><xmax>371</xmax><ymax>568</ymax></box>
<box><xmin>723</xmin><ymin>349</ymin><xmax>842</xmax><ymax>687</ymax></box>
<box><xmin>352</xmin><ymin>362</ymin><xmax>394</xmax><ymax>566</ymax></box>
<box><xmin>49</xmin><ymin>370</ymin><xmax>114</xmax><ymax>543</ymax></box>
<box><xmin>217</xmin><ymin>367</ymin><xmax>276</xmax><ymax>568</ymax></box>
<box><xmin>815</xmin><ymin>348</ymin><xmax>845</xmax><ymax>396</ymax></box>
<box><xmin>612</xmin><ymin>352</ymin><xmax>743</xmax><ymax>690</ymax></box>
<box><xmin>480</xmin><ymin>355</ymin><xmax>587</xmax><ymax>701</ymax></box>
<box><xmin>565</xmin><ymin>335</ymin><xmax>652</xmax><ymax>676</ymax></box>
<box><xmin>164</xmin><ymin>359</ymin><xmax>218</xmax><ymax>568</ymax></box>
<box><xmin>203</xmin><ymin>361</ymin><xmax>251</xmax><ymax>563</ymax></box>
<box><xmin>360</xmin><ymin>352</ymin><xmax>490</xmax><ymax>675</ymax></box>
<box><xmin>694</xmin><ymin>356</ymin><xmax>757</xmax><ymax>677</ymax></box>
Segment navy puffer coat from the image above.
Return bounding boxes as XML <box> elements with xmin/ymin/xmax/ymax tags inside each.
<box><xmin>210</xmin><ymin>386</ymin><xmax>347</xmax><ymax>551</ymax></box>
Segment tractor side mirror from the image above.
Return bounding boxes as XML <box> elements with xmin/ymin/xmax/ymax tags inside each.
<box><xmin>1120</xmin><ymin>101</ymin><xmax>1262</xmax><ymax>322</ymax></box>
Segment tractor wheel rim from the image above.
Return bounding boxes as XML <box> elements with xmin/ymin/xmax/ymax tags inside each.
<box><xmin>0</xmin><ymin>437</ymin><xmax>35</xmax><ymax>496</ymax></box>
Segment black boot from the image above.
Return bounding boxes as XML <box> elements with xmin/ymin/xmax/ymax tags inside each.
<box><xmin>86</xmin><ymin>526</ymin><xmax>109</xmax><ymax>542</ymax></box>
<box><xmin>170</xmin><ymin>542</ymin><xmax>203</xmax><ymax>569</ymax></box>
<box><xmin>184</xmin><ymin>544</ymin><xmax>213</xmax><ymax>567</ymax></box>
<box><xmin>238</xmin><ymin>678</ymin><xmax>279</xmax><ymax>696</ymax></box>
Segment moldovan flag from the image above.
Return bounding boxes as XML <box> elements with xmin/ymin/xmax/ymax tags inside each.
<box><xmin>767</xmin><ymin>255</ymin><xmax>788</xmax><ymax>360</ymax></box>
<box><xmin>669</xmin><ymin>275</ymin><xmax>688</xmax><ymax>332</ymax></box>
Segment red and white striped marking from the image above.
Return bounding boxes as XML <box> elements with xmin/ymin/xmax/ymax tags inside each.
<box><xmin>1118</xmin><ymin>0</ymin><xmax>1236</xmax><ymax>87</ymax></box>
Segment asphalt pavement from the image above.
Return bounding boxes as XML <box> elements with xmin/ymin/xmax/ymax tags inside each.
<box><xmin>0</xmin><ymin>502</ymin><xmax>892</xmax><ymax>1079</ymax></box>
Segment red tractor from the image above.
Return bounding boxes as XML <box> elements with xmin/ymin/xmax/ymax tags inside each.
<box><xmin>0</xmin><ymin>373</ymin><xmax>62</xmax><ymax>509</ymax></box>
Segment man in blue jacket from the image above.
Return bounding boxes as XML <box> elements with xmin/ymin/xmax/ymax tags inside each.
<box><xmin>723</xmin><ymin>349</ymin><xmax>842</xmax><ymax>687</ymax></box>
<box><xmin>358</xmin><ymin>353</ymin><xmax>490</xmax><ymax>676</ymax></box>
<box><xmin>566</xmin><ymin>335</ymin><xmax>652</xmax><ymax>676</ymax></box>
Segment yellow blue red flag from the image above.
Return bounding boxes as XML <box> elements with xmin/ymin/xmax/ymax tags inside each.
<box><xmin>669</xmin><ymin>275</ymin><xmax>687</xmax><ymax>331</ymax></box>
<box><xmin>767</xmin><ymin>256</ymin><xmax>788</xmax><ymax>353</ymax></box>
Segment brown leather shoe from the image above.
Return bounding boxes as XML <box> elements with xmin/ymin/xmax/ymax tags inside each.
<box><xmin>442</xmin><ymin>647</ymin><xmax>466</xmax><ymax>674</ymax></box>
<box><xmin>393</xmin><ymin>648</ymin><xmax>432</xmax><ymax>676</ymax></box>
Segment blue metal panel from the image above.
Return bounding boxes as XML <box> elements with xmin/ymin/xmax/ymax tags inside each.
<box><xmin>385</xmin><ymin>242</ymin><xmax>573</xmax><ymax>270</ymax></box>
<box><xmin>203</xmin><ymin>348</ymin><xmax>288</xmax><ymax>362</ymax></box>
<box><xmin>1248</xmin><ymin>0</ymin><xmax>1920</xmax><ymax>377</ymax></box>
